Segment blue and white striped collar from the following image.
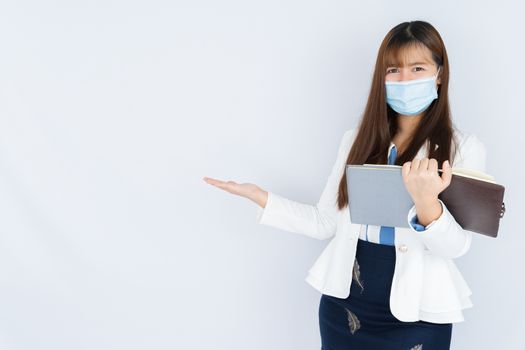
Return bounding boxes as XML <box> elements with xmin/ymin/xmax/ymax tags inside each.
<box><xmin>388</xmin><ymin>139</ymin><xmax>439</xmax><ymax>160</ymax></box>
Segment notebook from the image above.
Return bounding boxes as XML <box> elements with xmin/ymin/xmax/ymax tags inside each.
<box><xmin>345</xmin><ymin>164</ymin><xmax>506</xmax><ymax>238</ymax></box>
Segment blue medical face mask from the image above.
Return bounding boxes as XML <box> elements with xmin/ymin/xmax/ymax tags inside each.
<box><xmin>385</xmin><ymin>68</ymin><xmax>440</xmax><ymax>116</ymax></box>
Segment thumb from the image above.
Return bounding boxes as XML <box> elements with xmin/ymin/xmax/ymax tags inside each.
<box><xmin>440</xmin><ymin>160</ymin><xmax>452</xmax><ymax>188</ymax></box>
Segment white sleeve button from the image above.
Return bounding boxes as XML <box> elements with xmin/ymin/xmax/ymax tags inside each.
<box><xmin>398</xmin><ymin>244</ymin><xmax>408</xmax><ymax>253</ymax></box>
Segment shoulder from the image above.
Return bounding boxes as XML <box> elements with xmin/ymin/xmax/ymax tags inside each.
<box><xmin>342</xmin><ymin>128</ymin><xmax>357</xmax><ymax>143</ymax></box>
<box><xmin>336</xmin><ymin>128</ymin><xmax>358</xmax><ymax>153</ymax></box>
<box><xmin>452</xmin><ymin>127</ymin><xmax>487</xmax><ymax>171</ymax></box>
<box><xmin>452</xmin><ymin>127</ymin><xmax>486</xmax><ymax>156</ymax></box>
<box><xmin>453</xmin><ymin>127</ymin><xmax>484</xmax><ymax>147</ymax></box>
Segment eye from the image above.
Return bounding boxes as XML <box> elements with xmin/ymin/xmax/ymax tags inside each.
<box><xmin>387</xmin><ymin>68</ymin><xmax>398</xmax><ymax>74</ymax></box>
<box><xmin>414</xmin><ymin>66</ymin><xmax>425</xmax><ymax>72</ymax></box>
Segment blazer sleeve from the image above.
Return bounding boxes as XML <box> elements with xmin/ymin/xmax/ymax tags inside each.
<box><xmin>405</xmin><ymin>133</ymin><xmax>487</xmax><ymax>259</ymax></box>
<box><xmin>255</xmin><ymin>129</ymin><xmax>356</xmax><ymax>240</ymax></box>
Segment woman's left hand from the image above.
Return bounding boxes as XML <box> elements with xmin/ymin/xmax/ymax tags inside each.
<box><xmin>401</xmin><ymin>158</ymin><xmax>452</xmax><ymax>204</ymax></box>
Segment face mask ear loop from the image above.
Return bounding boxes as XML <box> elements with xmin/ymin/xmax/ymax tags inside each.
<box><xmin>435</xmin><ymin>66</ymin><xmax>441</xmax><ymax>99</ymax></box>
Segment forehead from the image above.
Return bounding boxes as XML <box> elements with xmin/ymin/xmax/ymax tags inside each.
<box><xmin>385</xmin><ymin>43</ymin><xmax>435</xmax><ymax>67</ymax></box>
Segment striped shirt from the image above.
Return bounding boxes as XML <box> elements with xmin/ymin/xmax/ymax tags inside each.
<box><xmin>358</xmin><ymin>141</ymin><xmax>430</xmax><ymax>245</ymax></box>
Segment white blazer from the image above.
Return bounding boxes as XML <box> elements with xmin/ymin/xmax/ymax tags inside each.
<box><xmin>255</xmin><ymin>127</ymin><xmax>486</xmax><ymax>324</ymax></box>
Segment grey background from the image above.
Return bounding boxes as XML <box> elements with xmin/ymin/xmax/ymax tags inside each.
<box><xmin>0</xmin><ymin>0</ymin><xmax>523</xmax><ymax>349</ymax></box>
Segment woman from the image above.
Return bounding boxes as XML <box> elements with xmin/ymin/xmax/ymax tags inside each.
<box><xmin>203</xmin><ymin>20</ymin><xmax>486</xmax><ymax>350</ymax></box>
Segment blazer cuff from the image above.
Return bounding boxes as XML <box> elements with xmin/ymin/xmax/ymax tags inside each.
<box><xmin>255</xmin><ymin>191</ymin><xmax>273</xmax><ymax>225</ymax></box>
<box><xmin>406</xmin><ymin>198</ymin><xmax>471</xmax><ymax>259</ymax></box>
<box><xmin>254</xmin><ymin>191</ymin><xmax>337</xmax><ymax>240</ymax></box>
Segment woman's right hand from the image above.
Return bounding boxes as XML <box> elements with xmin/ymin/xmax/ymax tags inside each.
<box><xmin>202</xmin><ymin>176</ymin><xmax>268</xmax><ymax>208</ymax></box>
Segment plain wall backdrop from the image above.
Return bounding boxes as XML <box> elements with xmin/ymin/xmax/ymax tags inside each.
<box><xmin>0</xmin><ymin>0</ymin><xmax>523</xmax><ymax>349</ymax></box>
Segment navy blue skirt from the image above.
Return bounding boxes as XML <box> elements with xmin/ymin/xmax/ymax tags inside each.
<box><xmin>319</xmin><ymin>238</ymin><xmax>452</xmax><ymax>350</ymax></box>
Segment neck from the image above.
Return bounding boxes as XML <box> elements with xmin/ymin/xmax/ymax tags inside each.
<box><xmin>392</xmin><ymin>114</ymin><xmax>423</xmax><ymax>154</ymax></box>
<box><xmin>396</xmin><ymin>114</ymin><xmax>422</xmax><ymax>137</ymax></box>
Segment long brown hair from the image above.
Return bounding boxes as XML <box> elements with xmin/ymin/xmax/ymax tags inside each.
<box><xmin>336</xmin><ymin>20</ymin><xmax>459</xmax><ymax>210</ymax></box>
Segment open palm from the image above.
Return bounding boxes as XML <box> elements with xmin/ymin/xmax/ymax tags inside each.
<box><xmin>203</xmin><ymin>176</ymin><xmax>267</xmax><ymax>207</ymax></box>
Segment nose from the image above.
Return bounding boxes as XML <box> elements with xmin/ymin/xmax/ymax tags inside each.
<box><xmin>399</xmin><ymin>69</ymin><xmax>413</xmax><ymax>82</ymax></box>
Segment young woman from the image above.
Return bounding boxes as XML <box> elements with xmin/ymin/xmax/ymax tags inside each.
<box><xmin>203</xmin><ymin>20</ymin><xmax>486</xmax><ymax>350</ymax></box>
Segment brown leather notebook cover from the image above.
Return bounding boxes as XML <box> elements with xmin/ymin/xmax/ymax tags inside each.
<box><xmin>438</xmin><ymin>169</ymin><xmax>505</xmax><ymax>238</ymax></box>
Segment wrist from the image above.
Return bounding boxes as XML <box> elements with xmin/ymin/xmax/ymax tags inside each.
<box><xmin>413</xmin><ymin>195</ymin><xmax>439</xmax><ymax>206</ymax></box>
<box><xmin>413</xmin><ymin>197</ymin><xmax>442</xmax><ymax>226</ymax></box>
<box><xmin>252</xmin><ymin>188</ymin><xmax>268</xmax><ymax>208</ymax></box>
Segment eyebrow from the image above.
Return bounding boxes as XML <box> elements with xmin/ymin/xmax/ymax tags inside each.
<box><xmin>387</xmin><ymin>61</ymin><xmax>430</xmax><ymax>67</ymax></box>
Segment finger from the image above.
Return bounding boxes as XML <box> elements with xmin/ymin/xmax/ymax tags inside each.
<box><xmin>203</xmin><ymin>177</ymin><xmax>225</xmax><ymax>186</ymax></box>
<box><xmin>418</xmin><ymin>157</ymin><xmax>429</xmax><ymax>172</ymax></box>
<box><xmin>411</xmin><ymin>158</ymin><xmax>421</xmax><ymax>171</ymax></box>
<box><xmin>428</xmin><ymin>158</ymin><xmax>439</xmax><ymax>175</ymax></box>
<box><xmin>205</xmin><ymin>177</ymin><xmax>237</xmax><ymax>191</ymax></box>
<box><xmin>217</xmin><ymin>180</ymin><xmax>239</xmax><ymax>191</ymax></box>
<box><xmin>401</xmin><ymin>161</ymin><xmax>412</xmax><ymax>182</ymax></box>
<box><xmin>440</xmin><ymin>160</ymin><xmax>452</xmax><ymax>187</ymax></box>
